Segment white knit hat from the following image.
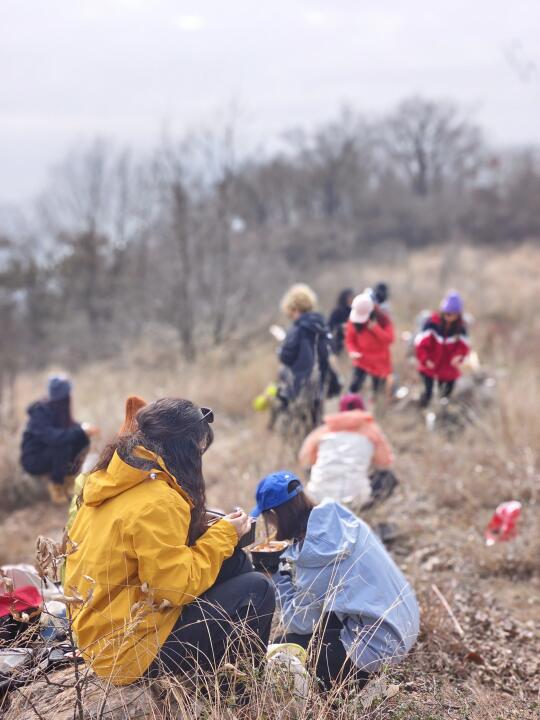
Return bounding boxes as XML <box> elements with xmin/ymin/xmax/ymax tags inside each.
<box><xmin>349</xmin><ymin>293</ymin><xmax>374</xmax><ymax>324</ymax></box>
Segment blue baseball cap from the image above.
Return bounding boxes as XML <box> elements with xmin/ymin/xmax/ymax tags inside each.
<box><xmin>251</xmin><ymin>471</ymin><xmax>303</xmax><ymax>518</ymax></box>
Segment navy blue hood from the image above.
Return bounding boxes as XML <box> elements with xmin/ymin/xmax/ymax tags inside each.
<box><xmin>295</xmin><ymin>312</ymin><xmax>328</xmax><ymax>335</ymax></box>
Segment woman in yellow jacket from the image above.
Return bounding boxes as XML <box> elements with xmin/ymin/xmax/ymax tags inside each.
<box><xmin>65</xmin><ymin>398</ymin><xmax>275</xmax><ymax>686</ymax></box>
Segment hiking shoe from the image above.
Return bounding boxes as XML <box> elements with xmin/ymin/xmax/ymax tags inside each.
<box><xmin>363</xmin><ymin>470</ymin><xmax>399</xmax><ymax>510</ymax></box>
<box><xmin>48</xmin><ymin>482</ymin><xmax>68</xmax><ymax>505</ymax></box>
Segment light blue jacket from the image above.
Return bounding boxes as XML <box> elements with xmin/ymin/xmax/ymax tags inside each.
<box><xmin>273</xmin><ymin>500</ymin><xmax>419</xmax><ymax>671</ymax></box>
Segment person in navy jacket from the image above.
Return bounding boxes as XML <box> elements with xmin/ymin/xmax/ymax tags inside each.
<box><xmin>278</xmin><ymin>284</ymin><xmax>332</xmax><ymax>407</ymax></box>
<box><xmin>20</xmin><ymin>376</ymin><xmax>98</xmax><ymax>504</ymax></box>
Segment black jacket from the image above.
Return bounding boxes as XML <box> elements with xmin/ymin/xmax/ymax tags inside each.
<box><xmin>328</xmin><ymin>305</ymin><xmax>351</xmax><ymax>354</ymax></box>
<box><xmin>279</xmin><ymin>312</ymin><xmax>331</xmax><ymax>398</ymax></box>
<box><xmin>20</xmin><ymin>401</ymin><xmax>87</xmax><ymax>472</ymax></box>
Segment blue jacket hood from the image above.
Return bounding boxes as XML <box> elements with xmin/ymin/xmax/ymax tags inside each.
<box><xmin>277</xmin><ymin>501</ymin><xmax>420</xmax><ymax>667</ymax></box>
<box><xmin>285</xmin><ymin>500</ymin><xmax>367</xmax><ymax>568</ymax></box>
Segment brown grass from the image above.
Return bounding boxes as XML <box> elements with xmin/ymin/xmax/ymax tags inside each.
<box><xmin>1</xmin><ymin>243</ymin><xmax>539</xmax><ymax>718</ymax></box>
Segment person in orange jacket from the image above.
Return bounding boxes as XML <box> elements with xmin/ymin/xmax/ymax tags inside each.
<box><xmin>345</xmin><ymin>293</ymin><xmax>395</xmax><ymax>396</ymax></box>
<box><xmin>65</xmin><ymin>398</ymin><xmax>275</xmax><ymax>686</ymax></box>
<box><xmin>299</xmin><ymin>393</ymin><xmax>396</xmax><ymax>508</ymax></box>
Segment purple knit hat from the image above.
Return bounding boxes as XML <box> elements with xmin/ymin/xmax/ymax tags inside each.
<box><xmin>440</xmin><ymin>292</ymin><xmax>463</xmax><ymax>314</ymax></box>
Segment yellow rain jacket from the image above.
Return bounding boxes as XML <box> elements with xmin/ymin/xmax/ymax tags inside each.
<box><xmin>64</xmin><ymin>447</ymin><xmax>238</xmax><ymax>685</ymax></box>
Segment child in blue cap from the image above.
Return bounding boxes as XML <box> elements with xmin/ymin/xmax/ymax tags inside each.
<box><xmin>252</xmin><ymin>471</ymin><xmax>419</xmax><ymax>689</ymax></box>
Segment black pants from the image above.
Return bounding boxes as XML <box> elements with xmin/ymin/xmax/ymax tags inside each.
<box><xmin>349</xmin><ymin>368</ymin><xmax>385</xmax><ymax>395</ymax></box>
<box><xmin>279</xmin><ymin>613</ymin><xmax>369</xmax><ymax>690</ymax></box>
<box><xmin>148</xmin><ymin>549</ymin><xmax>275</xmax><ymax>680</ymax></box>
<box><xmin>22</xmin><ymin>435</ymin><xmax>89</xmax><ymax>485</ymax></box>
<box><xmin>420</xmin><ymin>373</ymin><xmax>455</xmax><ymax>407</ymax></box>
<box><xmin>362</xmin><ymin>469</ymin><xmax>399</xmax><ymax>510</ymax></box>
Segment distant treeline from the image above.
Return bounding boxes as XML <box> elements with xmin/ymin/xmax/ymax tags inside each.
<box><xmin>1</xmin><ymin>96</ymin><xmax>539</xmax><ymax>380</ymax></box>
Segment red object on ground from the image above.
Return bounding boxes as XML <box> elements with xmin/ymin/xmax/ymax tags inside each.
<box><xmin>0</xmin><ymin>585</ymin><xmax>43</xmax><ymax>617</ymax></box>
<box><xmin>484</xmin><ymin>501</ymin><xmax>522</xmax><ymax>546</ymax></box>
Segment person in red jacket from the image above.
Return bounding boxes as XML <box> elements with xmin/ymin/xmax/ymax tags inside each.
<box><xmin>415</xmin><ymin>291</ymin><xmax>470</xmax><ymax>407</ymax></box>
<box><xmin>345</xmin><ymin>293</ymin><xmax>395</xmax><ymax>395</ymax></box>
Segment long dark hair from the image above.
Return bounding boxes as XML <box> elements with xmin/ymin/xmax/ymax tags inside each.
<box><xmin>336</xmin><ymin>288</ymin><xmax>354</xmax><ymax>309</ymax></box>
<box><xmin>441</xmin><ymin>312</ymin><xmax>464</xmax><ymax>335</ymax></box>
<box><xmin>48</xmin><ymin>397</ymin><xmax>74</xmax><ymax>428</ymax></box>
<box><xmin>94</xmin><ymin>398</ymin><xmax>213</xmax><ymax>545</ymax></box>
<box><xmin>264</xmin><ymin>480</ymin><xmax>316</xmax><ymax>541</ymax></box>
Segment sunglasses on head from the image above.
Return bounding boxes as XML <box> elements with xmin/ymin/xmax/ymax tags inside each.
<box><xmin>199</xmin><ymin>407</ymin><xmax>214</xmax><ymax>424</ymax></box>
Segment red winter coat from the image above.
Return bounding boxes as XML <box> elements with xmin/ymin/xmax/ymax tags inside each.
<box><xmin>345</xmin><ymin>311</ymin><xmax>394</xmax><ymax>378</ymax></box>
<box><xmin>415</xmin><ymin>313</ymin><xmax>470</xmax><ymax>381</ymax></box>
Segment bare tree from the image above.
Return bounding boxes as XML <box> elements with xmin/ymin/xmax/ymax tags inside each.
<box><xmin>39</xmin><ymin>141</ymin><xmax>116</xmax><ymax>333</ymax></box>
<box><xmin>282</xmin><ymin>108</ymin><xmax>374</xmax><ymax>227</ymax></box>
<box><xmin>153</xmin><ymin>142</ymin><xmax>199</xmax><ymax>360</ymax></box>
<box><xmin>196</xmin><ymin>121</ymin><xmax>239</xmax><ymax>344</ymax></box>
<box><xmin>382</xmin><ymin>97</ymin><xmax>485</xmax><ymax>197</ymax></box>
<box><xmin>38</xmin><ymin>141</ymin><xmax>151</xmax><ymax>347</ymax></box>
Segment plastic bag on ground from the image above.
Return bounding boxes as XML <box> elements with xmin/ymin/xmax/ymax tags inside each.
<box><xmin>266</xmin><ymin>643</ymin><xmax>311</xmax><ymax>701</ymax></box>
<box><xmin>484</xmin><ymin>500</ymin><xmax>521</xmax><ymax>545</ymax></box>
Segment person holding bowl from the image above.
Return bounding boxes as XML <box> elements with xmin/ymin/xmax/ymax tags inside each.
<box><xmin>251</xmin><ymin>471</ymin><xmax>419</xmax><ymax>689</ymax></box>
<box><xmin>65</xmin><ymin>398</ymin><xmax>275</xmax><ymax>687</ymax></box>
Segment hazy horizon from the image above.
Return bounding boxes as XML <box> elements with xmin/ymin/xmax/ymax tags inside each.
<box><xmin>2</xmin><ymin>0</ymin><xmax>539</xmax><ymax>205</ymax></box>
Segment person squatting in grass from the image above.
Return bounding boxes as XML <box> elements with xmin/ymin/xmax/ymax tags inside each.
<box><xmin>252</xmin><ymin>472</ymin><xmax>419</xmax><ymax>690</ymax></box>
<box><xmin>299</xmin><ymin>393</ymin><xmax>396</xmax><ymax>509</ymax></box>
<box><xmin>415</xmin><ymin>291</ymin><xmax>470</xmax><ymax>408</ymax></box>
<box><xmin>65</xmin><ymin>398</ymin><xmax>275</xmax><ymax>687</ymax></box>
<box><xmin>345</xmin><ymin>292</ymin><xmax>395</xmax><ymax>397</ymax></box>
<box><xmin>20</xmin><ymin>376</ymin><xmax>99</xmax><ymax>505</ymax></box>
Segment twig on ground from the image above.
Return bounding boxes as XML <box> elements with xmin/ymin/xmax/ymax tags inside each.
<box><xmin>431</xmin><ymin>584</ymin><xmax>465</xmax><ymax>638</ymax></box>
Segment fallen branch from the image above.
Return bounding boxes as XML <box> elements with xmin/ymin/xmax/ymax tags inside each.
<box><xmin>431</xmin><ymin>584</ymin><xmax>465</xmax><ymax>638</ymax></box>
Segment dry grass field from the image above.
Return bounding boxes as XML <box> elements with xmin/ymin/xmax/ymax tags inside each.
<box><xmin>1</xmin><ymin>244</ymin><xmax>539</xmax><ymax>718</ymax></box>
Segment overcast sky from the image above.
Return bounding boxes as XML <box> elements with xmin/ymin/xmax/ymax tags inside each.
<box><xmin>1</xmin><ymin>0</ymin><xmax>539</xmax><ymax>204</ymax></box>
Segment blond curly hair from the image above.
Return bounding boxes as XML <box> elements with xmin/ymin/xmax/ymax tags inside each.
<box><xmin>280</xmin><ymin>283</ymin><xmax>318</xmax><ymax>317</ymax></box>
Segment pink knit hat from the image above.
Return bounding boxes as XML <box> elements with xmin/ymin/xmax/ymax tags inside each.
<box><xmin>339</xmin><ymin>393</ymin><xmax>366</xmax><ymax>412</ymax></box>
<box><xmin>349</xmin><ymin>293</ymin><xmax>374</xmax><ymax>323</ymax></box>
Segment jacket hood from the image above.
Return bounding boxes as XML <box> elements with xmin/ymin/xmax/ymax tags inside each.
<box><xmin>323</xmin><ymin>409</ymin><xmax>374</xmax><ymax>433</ymax></box>
<box><xmin>26</xmin><ymin>400</ymin><xmax>46</xmax><ymax>416</ymax></box>
<box><xmin>83</xmin><ymin>447</ymin><xmax>191</xmax><ymax>507</ymax></box>
<box><xmin>285</xmin><ymin>500</ymin><xmax>367</xmax><ymax>568</ymax></box>
<box><xmin>296</xmin><ymin>312</ymin><xmax>327</xmax><ymax>335</ymax></box>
